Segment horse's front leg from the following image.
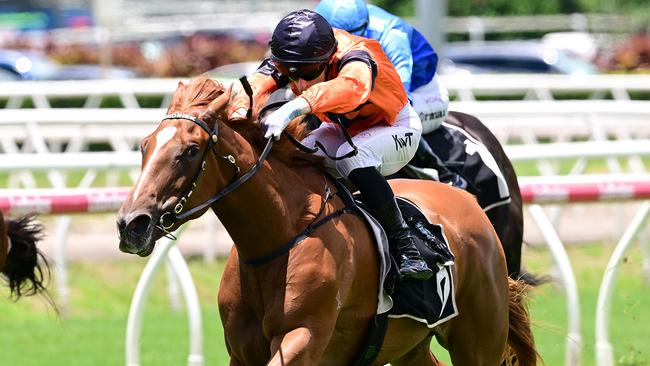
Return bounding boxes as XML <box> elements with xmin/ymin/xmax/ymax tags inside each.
<box><xmin>268</xmin><ymin>326</ymin><xmax>324</xmax><ymax>365</ymax></box>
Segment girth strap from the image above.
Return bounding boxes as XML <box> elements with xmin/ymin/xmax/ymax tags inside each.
<box><xmin>241</xmin><ymin>173</ymin><xmax>360</xmax><ymax>267</ymax></box>
<box><xmin>242</xmin><ymin>207</ymin><xmax>353</xmax><ymax>267</ymax></box>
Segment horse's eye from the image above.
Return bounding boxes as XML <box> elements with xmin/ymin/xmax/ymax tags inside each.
<box><xmin>186</xmin><ymin>144</ymin><xmax>200</xmax><ymax>158</ymax></box>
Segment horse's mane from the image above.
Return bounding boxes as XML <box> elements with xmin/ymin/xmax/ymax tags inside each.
<box><xmin>168</xmin><ymin>75</ymin><xmax>324</xmax><ymax>168</ymax></box>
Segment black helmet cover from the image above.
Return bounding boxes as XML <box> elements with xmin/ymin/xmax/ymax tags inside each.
<box><xmin>270</xmin><ymin>9</ymin><xmax>337</xmax><ymax>64</ymax></box>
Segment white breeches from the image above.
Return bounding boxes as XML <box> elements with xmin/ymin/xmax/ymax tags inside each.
<box><xmin>302</xmin><ymin>104</ymin><xmax>422</xmax><ymax>178</ymax></box>
<box><xmin>411</xmin><ymin>74</ymin><xmax>449</xmax><ymax>134</ymax></box>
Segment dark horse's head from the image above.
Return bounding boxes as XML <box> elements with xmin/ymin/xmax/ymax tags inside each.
<box><xmin>1</xmin><ymin>212</ymin><xmax>50</xmax><ymax>299</ymax></box>
<box><xmin>117</xmin><ymin>76</ymin><xmax>235</xmax><ymax>256</ymax></box>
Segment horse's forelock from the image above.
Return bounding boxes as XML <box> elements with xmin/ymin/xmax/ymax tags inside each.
<box><xmin>168</xmin><ymin>75</ymin><xmax>225</xmax><ymax>115</ymax></box>
<box><xmin>170</xmin><ymin>76</ymin><xmax>322</xmax><ymax>167</ymax></box>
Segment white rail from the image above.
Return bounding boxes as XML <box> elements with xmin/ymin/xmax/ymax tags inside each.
<box><xmin>0</xmin><ymin>139</ymin><xmax>649</xmax><ymax>170</ymax></box>
<box><xmin>2</xmin><ymin>75</ymin><xmax>650</xmax><ymax>109</ymax></box>
<box><xmin>443</xmin><ymin>74</ymin><xmax>650</xmax><ymax>101</ymax></box>
<box><xmin>0</xmin><ymin>139</ymin><xmax>648</xmax><ymax>199</ymax></box>
<box><xmin>2</xmin><ymin>101</ymin><xmax>650</xmax><ymax>156</ymax></box>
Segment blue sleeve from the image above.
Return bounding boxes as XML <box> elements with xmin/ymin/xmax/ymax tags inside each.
<box><xmin>381</xmin><ymin>26</ymin><xmax>413</xmax><ymax>93</ymax></box>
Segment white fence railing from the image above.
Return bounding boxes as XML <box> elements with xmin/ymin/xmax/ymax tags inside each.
<box><xmin>445</xmin><ymin>13</ymin><xmax>636</xmax><ymax>36</ymax></box>
<box><xmin>2</xmin><ymin>100</ymin><xmax>650</xmax><ymax>155</ymax></box>
<box><xmin>2</xmin><ymin>75</ymin><xmax>650</xmax><ymax>109</ymax></box>
<box><xmin>1</xmin><ymin>139</ymin><xmax>649</xmax><ymax>187</ymax></box>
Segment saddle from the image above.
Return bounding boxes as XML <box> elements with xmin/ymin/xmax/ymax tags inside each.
<box><xmin>349</xmin><ymin>192</ymin><xmax>459</xmax><ymax>366</ymax></box>
<box><xmin>353</xmin><ymin>193</ymin><xmax>457</xmax><ymax>313</ymax></box>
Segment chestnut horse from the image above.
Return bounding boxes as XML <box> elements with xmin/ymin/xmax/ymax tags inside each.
<box><xmin>0</xmin><ymin>211</ymin><xmax>49</xmax><ymax>299</ymax></box>
<box><xmin>398</xmin><ymin>111</ymin><xmax>529</xmax><ymax>282</ymax></box>
<box><xmin>117</xmin><ymin>76</ymin><xmax>538</xmax><ymax>365</ymax></box>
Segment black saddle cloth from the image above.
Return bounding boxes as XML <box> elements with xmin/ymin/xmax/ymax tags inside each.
<box><xmin>387</xmin><ymin>197</ymin><xmax>458</xmax><ymax>327</ymax></box>
<box><xmin>397</xmin><ymin>123</ymin><xmax>510</xmax><ymax>211</ymax></box>
<box><xmin>353</xmin><ymin>194</ymin><xmax>458</xmax><ymax>328</ymax></box>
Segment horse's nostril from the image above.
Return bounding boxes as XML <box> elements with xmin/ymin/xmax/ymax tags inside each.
<box><xmin>127</xmin><ymin>214</ymin><xmax>152</xmax><ymax>237</ymax></box>
<box><xmin>117</xmin><ymin>218</ymin><xmax>127</xmax><ymax>233</ymax></box>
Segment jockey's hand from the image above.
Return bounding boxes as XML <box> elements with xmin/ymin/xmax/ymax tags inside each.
<box><xmin>262</xmin><ymin>97</ymin><xmax>311</xmax><ymax>140</ymax></box>
<box><xmin>226</xmin><ymin>79</ymin><xmax>250</xmax><ymax>121</ymax></box>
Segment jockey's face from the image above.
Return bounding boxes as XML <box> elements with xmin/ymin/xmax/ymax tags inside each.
<box><xmin>293</xmin><ymin>69</ymin><xmax>326</xmax><ymax>93</ymax></box>
<box><xmin>274</xmin><ymin>61</ymin><xmax>327</xmax><ymax>81</ymax></box>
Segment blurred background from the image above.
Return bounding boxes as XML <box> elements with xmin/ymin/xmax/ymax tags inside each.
<box><xmin>1</xmin><ymin>1</ymin><xmax>650</xmax><ymax>366</ymax></box>
<box><xmin>0</xmin><ymin>0</ymin><xmax>649</xmax><ymax>80</ymax></box>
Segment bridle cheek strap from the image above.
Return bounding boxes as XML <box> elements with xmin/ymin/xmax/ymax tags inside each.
<box><xmin>157</xmin><ymin>76</ymin><xmax>260</xmax><ymax>235</ymax></box>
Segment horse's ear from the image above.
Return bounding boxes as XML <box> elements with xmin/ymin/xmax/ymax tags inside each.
<box><xmin>199</xmin><ymin>83</ymin><xmax>232</xmax><ymax>122</ymax></box>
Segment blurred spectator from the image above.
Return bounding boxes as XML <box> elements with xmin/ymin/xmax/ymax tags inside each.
<box><xmin>3</xmin><ymin>30</ymin><xmax>268</xmax><ymax>78</ymax></box>
<box><xmin>598</xmin><ymin>28</ymin><xmax>650</xmax><ymax>72</ymax></box>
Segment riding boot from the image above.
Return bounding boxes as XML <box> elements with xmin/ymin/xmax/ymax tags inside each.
<box><xmin>347</xmin><ymin>167</ymin><xmax>433</xmax><ymax>281</ymax></box>
<box><xmin>373</xmin><ymin>199</ymin><xmax>434</xmax><ymax>281</ymax></box>
<box><xmin>414</xmin><ymin>139</ymin><xmax>468</xmax><ymax>190</ymax></box>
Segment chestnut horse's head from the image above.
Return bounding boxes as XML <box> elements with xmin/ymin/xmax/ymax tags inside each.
<box><xmin>117</xmin><ymin>76</ymin><xmax>234</xmax><ymax>256</ymax></box>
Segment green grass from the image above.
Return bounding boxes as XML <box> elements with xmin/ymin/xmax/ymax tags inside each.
<box><xmin>1</xmin><ymin>244</ymin><xmax>649</xmax><ymax>365</ymax></box>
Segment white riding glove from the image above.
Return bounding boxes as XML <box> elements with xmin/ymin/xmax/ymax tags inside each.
<box><xmin>262</xmin><ymin>97</ymin><xmax>311</xmax><ymax>140</ymax></box>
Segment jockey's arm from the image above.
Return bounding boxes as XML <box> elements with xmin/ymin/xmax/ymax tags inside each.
<box><xmin>300</xmin><ymin>60</ymin><xmax>372</xmax><ymax>114</ymax></box>
<box><xmin>227</xmin><ymin>60</ymin><xmax>282</xmax><ymax>121</ymax></box>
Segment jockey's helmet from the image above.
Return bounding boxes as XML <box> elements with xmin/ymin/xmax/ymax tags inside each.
<box><xmin>270</xmin><ymin>9</ymin><xmax>337</xmax><ymax>65</ymax></box>
<box><xmin>315</xmin><ymin>0</ymin><xmax>369</xmax><ymax>36</ymax></box>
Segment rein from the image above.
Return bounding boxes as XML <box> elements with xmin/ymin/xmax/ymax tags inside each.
<box><xmin>242</xmin><ymin>175</ymin><xmax>358</xmax><ymax>267</ymax></box>
<box><xmin>258</xmin><ymin>100</ymin><xmax>359</xmax><ymax>161</ymax></box>
<box><xmin>157</xmin><ymin>76</ymin><xmax>265</xmax><ymax>237</ymax></box>
<box><xmin>156</xmin><ymin>77</ymin><xmax>359</xmax><ymax>267</ymax></box>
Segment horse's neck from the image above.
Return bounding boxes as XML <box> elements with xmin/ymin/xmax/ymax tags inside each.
<box><xmin>213</xmin><ymin>155</ymin><xmax>325</xmax><ymax>262</ymax></box>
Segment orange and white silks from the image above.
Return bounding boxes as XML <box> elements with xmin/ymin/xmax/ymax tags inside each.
<box><xmin>230</xmin><ymin>29</ymin><xmax>408</xmax><ymax>136</ymax></box>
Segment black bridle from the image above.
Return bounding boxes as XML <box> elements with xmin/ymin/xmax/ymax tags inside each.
<box><xmin>153</xmin><ymin>77</ymin><xmax>359</xmax><ymax>268</ymax></box>
<box><xmin>155</xmin><ymin>77</ymin><xmax>275</xmax><ymax>237</ymax></box>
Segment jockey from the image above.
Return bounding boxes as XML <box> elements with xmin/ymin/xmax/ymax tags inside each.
<box><xmin>315</xmin><ymin>0</ymin><xmax>467</xmax><ymax>188</ymax></box>
<box><xmin>315</xmin><ymin>0</ymin><xmax>449</xmax><ymax>134</ymax></box>
<box><xmin>229</xmin><ymin>9</ymin><xmax>433</xmax><ymax>280</ymax></box>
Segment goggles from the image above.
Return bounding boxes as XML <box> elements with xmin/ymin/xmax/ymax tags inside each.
<box><xmin>274</xmin><ymin>61</ymin><xmax>327</xmax><ymax>82</ymax></box>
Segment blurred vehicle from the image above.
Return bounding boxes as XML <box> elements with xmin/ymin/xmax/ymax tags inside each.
<box><xmin>208</xmin><ymin>61</ymin><xmax>261</xmax><ymax>80</ymax></box>
<box><xmin>541</xmin><ymin>32</ymin><xmax>598</xmax><ymax>62</ymax></box>
<box><xmin>440</xmin><ymin>41</ymin><xmax>600</xmax><ymax>75</ymax></box>
<box><xmin>0</xmin><ymin>49</ymin><xmax>139</xmax><ymax>80</ymax></box>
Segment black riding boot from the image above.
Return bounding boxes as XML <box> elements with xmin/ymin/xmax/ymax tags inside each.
<box><xmin>348</xmin><ymin>167</ymin><xmax>433</xmax><ymax>281</ymax></box>
<box><xmin>414</xmin><ymin>139</ymin><xmax>468</xmax><ymax>189</ymax></box>
<box><xmin>374</xmin><ymin>199</ymin><xmax>434</xmax><ymax>280</ymax></box>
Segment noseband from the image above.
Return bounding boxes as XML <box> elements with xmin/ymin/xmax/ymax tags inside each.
<box><xmin>157</xmin><ymin>77</ymin><xmax>274</xmax><ymax>237</ymax></box>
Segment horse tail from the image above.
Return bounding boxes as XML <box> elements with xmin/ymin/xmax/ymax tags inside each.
<box><xmin>3</xmin><ymin>214</ymin><xmax>51</xmax><ymax>300</ymax></box>
<box><xmin>518</xmin><ymin>259</ymin><xmax>551</xmax><ymax>287</ymax></box>
<box><xmin>503</xmin><ymin>278</ymin><xmax>542</xmax><ymax>366</ymax></box>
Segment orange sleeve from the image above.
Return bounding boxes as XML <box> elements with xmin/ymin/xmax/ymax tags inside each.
<box><xmin>227</xmin><ymin>72</ymin><xmax>278</xmax><ymax>120</ymax></box>
<box><xmin>300</xmin><ymin>61</ymin><xmax>372</xmax><ymax>114</ymax></box>
<box><xmin>248</xmin><ymin>72</ymin><xmax>278</xmax><ymax>100</ymax></box>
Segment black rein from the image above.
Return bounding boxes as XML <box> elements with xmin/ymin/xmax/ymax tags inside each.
<box><xmin>156</xmin><ymin>76</ymin><xmax>358</xmax><ymax>267</ymax></box>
